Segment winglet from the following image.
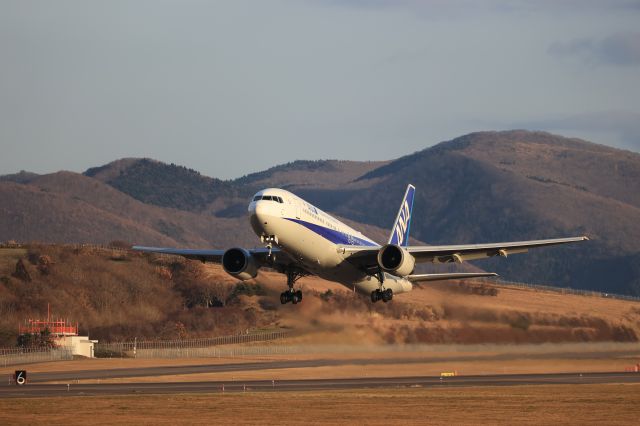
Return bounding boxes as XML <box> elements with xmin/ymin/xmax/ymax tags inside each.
<box><xmin>388</xmin><ymin>184</ymin><xmax>416</xmax><ymax>247</ymax></box>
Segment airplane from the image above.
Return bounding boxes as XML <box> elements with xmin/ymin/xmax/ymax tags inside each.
<box><xmin>133</xmin><ymin>185</ymin><xmax>588</xmax><ymax>304</ymax></box>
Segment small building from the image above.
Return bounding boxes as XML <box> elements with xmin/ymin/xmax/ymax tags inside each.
<box><xmin>19</xmin><ymin>307</ymin><xmax>98</xmax><ymax>358</ymax></box>
<box><xmin>55</xmin><ymin>335</ymin><xmax>99</xmax><ymax>358</ymax></box>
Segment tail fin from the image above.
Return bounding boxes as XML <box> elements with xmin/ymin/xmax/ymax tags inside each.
<box><xmin>388</xmin><ymin>184</ymin><xmax>415</xmax><ymax>247</ymax></box>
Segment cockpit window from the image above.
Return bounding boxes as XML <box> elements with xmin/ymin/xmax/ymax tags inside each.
<box><xmin>253</xmin><ymin>195</ymin><xmax>284</xmax><ymax>203</ymax></box>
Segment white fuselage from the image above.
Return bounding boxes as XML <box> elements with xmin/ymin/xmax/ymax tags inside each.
<box><xmin>248</xmin><ymin>188</ymin><xmax>413</xmax><ymax>295</ymax></box>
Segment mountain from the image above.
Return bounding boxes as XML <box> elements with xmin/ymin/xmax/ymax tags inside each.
<box><xmin>1</xmin><ymin>130</ymin><xmax>639</xmax><ymax>295</ymax></box>
<box><xmin>235</xmin><ymin>159</ymin><xmax>388</xmax><ymax>189</ymax></box>
<box><xmin>325</xmin><ymin>131</ymin><xmax>640</xmax><ymax>295</ymax></box>
<box><xmin>0</xmin><ymin>170</ymin><xmax>395</xmax><ymax>248</ymax></box>
<box><xmin>84</xmin><ymin>158</ymin><xmax>387</xmax><ymax>218</ymax></box>
<box><xmin>0</xmin><ymin>171</ymin><xmax>254</xmax><ymax>247</ymax></box>
<box><xmin>85</xmin><ymin>158</ymin><xmax>232</xmax><ymax>213</ymax></box>
<box><xmin>0</xmin><ymin>170</ymin><xmax>40</xmax><ymax>184</ymax></box>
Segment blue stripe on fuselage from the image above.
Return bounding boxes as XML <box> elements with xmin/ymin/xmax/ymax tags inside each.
<box><xmin>285</xmin><ymin>218</ymin><xmax>377</xmax><ymax>247</ymax></box>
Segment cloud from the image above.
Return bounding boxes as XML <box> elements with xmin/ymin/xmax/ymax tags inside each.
<box><xmin>320</xmin><ymin>0</ymin><xmax>640</xmax><ymax>19</ymax></box>
<box><xmin>549</xmin><ymin>32</ymin><xmax>640</xmax><ymax>66</ymax></box>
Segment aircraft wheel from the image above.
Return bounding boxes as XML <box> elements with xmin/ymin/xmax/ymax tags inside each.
<box><xmin>291</xmin><ymin>293</ymin><xmax>300</xmax><ymax>304</ymax></box>
<box><xmin>295</xmin><ymin>290</ymin><xmax>303</xmax><ymax>301</ymax></box>
<box><xmin>371</xmin><ymin>290</ymin><xmax>379</xmax><ymax>303</ymax></box>
<box><xmin>280</xmin><ymin>292</ymin><xmax>289</xmax><ymax>304</ymax></box>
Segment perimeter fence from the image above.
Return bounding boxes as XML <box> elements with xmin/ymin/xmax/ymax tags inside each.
<box><xmin>1</xmin><ymin>242</ymin><xmax>129</xmax><ymax>251</ymax></box>
<box><xmin>0</xmin><ymin>347</ymin><xmax>74</xmax><ymax>367</ymax></box>
<box><xmin>95</xmin><ymin>330</ymin><xmax>291</xmax><ymax>359</ymax></box>
<box><xmin>495</xmin><ymin>279</ymin><xmax>640</xmax><ymax>302</ymax></box>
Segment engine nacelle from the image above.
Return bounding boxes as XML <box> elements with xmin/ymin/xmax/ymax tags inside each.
<box><xmin>222</xmin><ymin>248</ymin><xmax>258</xmax><ymax>281</ymax></box>
<box><xmin>377</xmin><ymin>244</ymin><xmax>415</xmax><ymax>277</ymax></box>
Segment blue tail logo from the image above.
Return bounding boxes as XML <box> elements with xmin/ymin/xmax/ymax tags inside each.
<box><xmin>388</xmin><ymin>184</ymin><xmax>415</xmax><ymax>247</ymax></box>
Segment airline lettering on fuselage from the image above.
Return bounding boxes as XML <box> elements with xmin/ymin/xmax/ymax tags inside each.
<box><xmin>394</xmin><ymin>200</ymin><xmax>410</xmax><ymax>245</ymax></box>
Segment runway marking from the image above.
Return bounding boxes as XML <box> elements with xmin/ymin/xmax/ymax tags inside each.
<box><xmin>1</xmin><ymin>372</ymin><xmax>639</xmax><ymax>398</ymax></box>
<box><xmin>20</xmin><ymin>350</ymin><xmax>640</xmax><ymax>383</ymax></box>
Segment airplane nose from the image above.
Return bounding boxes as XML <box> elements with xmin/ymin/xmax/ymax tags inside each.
<box><xmin>253</xmin><ymin>201</ymin><xmax>269</xmax><ymax>223</ymax></box>
<box><xmin>249</xmin><ymin>201</ymin><xmax>269</xmax><ymax>234</ymax></box>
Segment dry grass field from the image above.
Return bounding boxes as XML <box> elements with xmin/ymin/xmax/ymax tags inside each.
<box><xmin>0</xmin><ymin>248</ymin><xmax>27</xmax><ymax>270</ymax></box>
<box><xmin>269</xmin><ymin>269</ymin><xmax>640</xmax><ymax>345</ymax></box>
<box><xmin>1</xmin><ymin>385</ymin><xmax>639</xmax><ymax>425</ymax></box>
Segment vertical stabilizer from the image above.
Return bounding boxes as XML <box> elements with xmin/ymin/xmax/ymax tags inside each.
<box><xmin>388</xmin><ymin>184</ymin><xmax>415</xmax><ymax>247</ymax></box>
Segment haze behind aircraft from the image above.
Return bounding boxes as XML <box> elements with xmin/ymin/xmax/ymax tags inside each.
<box><xmin>134</xmin><ymin>185</ymin><xmax>588</xmax><ymax>304</ymax></box>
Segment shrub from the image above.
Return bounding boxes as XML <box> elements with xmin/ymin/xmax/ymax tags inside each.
<box><xmin>17</xmin><ymin>328</ymin><xmax>57</xmax><ymax>349</ymax></box>
<box><xmin>227</xmin><ymin>282</ymin><xmax>266</xmax><ymax>301</ymax></box>
<box><xmin>510</xmin><ymin>314</ymin><xmax>531</xmax><ymax>331</ymax></box>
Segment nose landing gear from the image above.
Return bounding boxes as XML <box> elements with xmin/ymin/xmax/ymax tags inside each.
<box><xmin>261</xmin><ymin>235</ymin><xmax>279</xmax><ymax>259</ymax></box>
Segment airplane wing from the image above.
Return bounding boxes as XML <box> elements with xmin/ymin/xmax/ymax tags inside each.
<box><xmin>405</xmin><ymin>236</ymin><xmax>589</xmax><ymax>263</ymax></box>
<box><xmin>338</xmin><ymin>235</ymin><xmax>589</xmax><ymax>270</ymax></box>
<box><xmin>407</xmin><ymin>272</ymin><xmax>498</xmax><ymax>282</ymax></box>
<box><xmin>133</xmin><ymin>246</ymin><xmax>226</xmax><ymax>262</ymax></box>
<box><xmin>132</xmin><ymin>246</ymin><xmax>294</xmax><ymax>268</ymax></box>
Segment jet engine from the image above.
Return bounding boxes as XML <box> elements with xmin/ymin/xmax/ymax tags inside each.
<box><xmin>222</xmin><ymin>248</ymin><xmax>258</xmax><ymax>281</ymax></box>
<box><xmin>377</xmin><ymin>244</ymin><xmax>415</xmax><ymax>277</ymax></box>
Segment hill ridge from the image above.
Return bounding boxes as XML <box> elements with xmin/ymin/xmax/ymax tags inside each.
<box><xmin>1</xmin><ymin>130</ymin><xmax>639</xmax><ymax>295</ymax></box>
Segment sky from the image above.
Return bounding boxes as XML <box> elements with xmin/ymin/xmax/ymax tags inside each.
<box><xmin>1</xmin><ymin>0</ymin><xmax>639</xmax><ymax>179</ymax></box>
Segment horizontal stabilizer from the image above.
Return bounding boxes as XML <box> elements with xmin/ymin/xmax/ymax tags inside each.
<box><xmin>407</xmin><ymin>272</ymin><xmax>498</xmax><ymax>282</ymax></box>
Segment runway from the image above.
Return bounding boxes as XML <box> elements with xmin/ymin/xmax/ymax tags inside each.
<box><xmin>12</xmin><ymin>347</ymin><xmax>640</xmax><ymax>384</ymax></box>
<box><xmin>2</xmin><ymin>372</ymin><xmax>639</xmax><ymax>398</ymax></box>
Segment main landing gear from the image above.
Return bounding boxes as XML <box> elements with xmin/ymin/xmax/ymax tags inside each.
<box><xmin>371</xmin><ymin>288</ymin><xmax>393</xmax><ymax>303</ymax></box>
<box><xmin>370</xmin><ymin>267</ymin><xmax>393</xmax><ymax>303</ymax></box>
<box><xmin>280</xmin><ymin>269</ymin><xmax>305</xmax><ymax>305</ymax></box>
<box><xmin>280</xmin><ymin>289</ymin><xmax>303</xmax><ymax>305</ymax></box>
